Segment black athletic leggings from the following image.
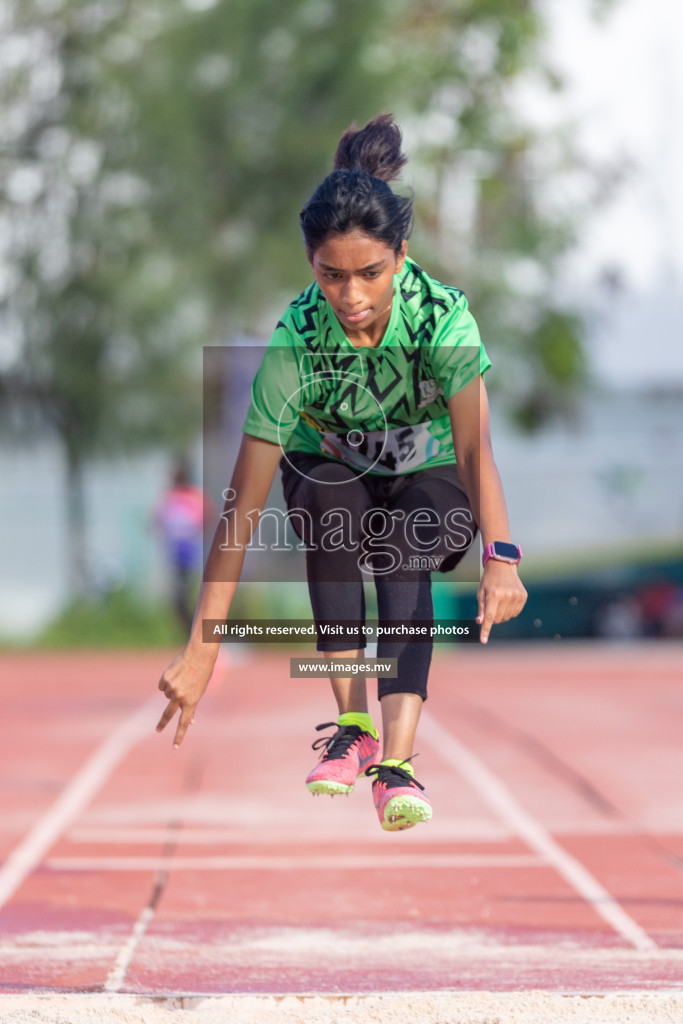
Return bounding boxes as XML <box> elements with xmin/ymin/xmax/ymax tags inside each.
<box><xmin>280</xmin><ymin>453</ymin><xmax>476</xmax><ymax>700</ymax></box>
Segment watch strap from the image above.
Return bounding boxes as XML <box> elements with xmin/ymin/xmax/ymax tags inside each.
<box><xmin>482</xmin><ymin>541</ymin><xmax>523</xmax><ymax>567</ymax></box>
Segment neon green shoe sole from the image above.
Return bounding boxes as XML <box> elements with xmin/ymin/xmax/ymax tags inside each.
<box><xmin>367</xmin><ymin>762</ymin><xmax>433</xmax><ymax>831</ymax></box>
<box><xmin>380</xmin><ymin>793</ymin><xmax>433</xmax><ymax>831</ymax></box>
<box><xmin>306</xmin><ymin>779</ymin><xmax>354</xmax><ymax>796</ymax></box>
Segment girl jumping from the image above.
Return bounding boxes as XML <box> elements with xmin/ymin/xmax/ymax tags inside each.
<box><xmin>157</xmin><ymin>114</ymin><xmax>527</xmax><ymax>831</ymax></box>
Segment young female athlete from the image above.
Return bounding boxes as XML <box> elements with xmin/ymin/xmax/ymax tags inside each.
<box><xmin>157</xmin><ymin>114</ymin><xmax>527</xmax><ymax>831</ymax></box>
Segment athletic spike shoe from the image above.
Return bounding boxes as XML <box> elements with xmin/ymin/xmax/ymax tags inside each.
<box><xmin>366</xmin><ymin>761</ymin><xmax>433</xmax><ymax>831</ymax></box>
<box><xmin>306</xmin><ymin>721</ymin><xmax>380</xmax><ymax>796</ymax></box>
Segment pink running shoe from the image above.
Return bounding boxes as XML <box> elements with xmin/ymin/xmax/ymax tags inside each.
<box><xmin>306</xmin><ymin>722</ymin><xmax>380</xmax><ymax>796</ymax></box>
<box><xmin>366</xmin><ymin>761</ymin><xmax>432</xmax><ymax>831</ymax></box>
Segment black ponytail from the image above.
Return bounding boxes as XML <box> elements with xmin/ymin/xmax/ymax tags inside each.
<box><xmin>300</xmin><ymin>113</ymin><xmax>413</xmax><ymax>256</ymax></box>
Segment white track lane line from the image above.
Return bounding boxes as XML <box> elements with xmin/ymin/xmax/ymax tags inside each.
<box><xmin>66</xmin><ymin>823</ymin><xmax>514</xmax><ymax>844</ymax></box>
<box><xmin>104</xmin><ymin>870</ymin><xmax>166</xmax><ymax>994</ymax></box>
<box><xmin>0</xmin><ymin>696</ymin><xmax>158</xmax><ymax>911</ymax></box>
<box><xmin>420</xmin><ymin>711</ymin><xmax>658</xmax><ymax>954</ymax></box>
<box><xmin>45</xmin><ymin>853</ymin><xmax>544</xmax><ymax>871</ymax></box>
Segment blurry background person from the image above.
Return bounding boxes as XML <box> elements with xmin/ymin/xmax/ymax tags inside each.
<box><xmin>154</xmin><ymin>460</ymin><xmax>214</xmax><ymax>633</ymax></box>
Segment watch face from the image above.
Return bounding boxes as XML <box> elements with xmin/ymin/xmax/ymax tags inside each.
<box><xmin>492</xmin><ymin>541</ymin><xmax>520</xmax><ymax>561</ymax></box>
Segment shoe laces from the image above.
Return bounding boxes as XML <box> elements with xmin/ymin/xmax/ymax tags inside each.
<box><xmin>311</xmin><ymin>721</ymin><xmax>362</xmax><ymax>760</ymax></box>
<box><xmin>365</xmin><ymin>759</ymin><xmax>425</xmax><ymax>791</ymax></box>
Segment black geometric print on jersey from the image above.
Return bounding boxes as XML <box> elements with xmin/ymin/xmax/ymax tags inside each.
<box><xmin>364</xmin><ymin>349</ymin><xmax>405</xmax><ymax>404</ymax></box>
<box><xmin>242</xmin><ymin>255</ymin><xmax>490</xmax><ymax>474</ymax></box>
<box><xmin>300</xmin><ymin>340</ymin><xmax>427</xmax><ymax>431</ymax></box>
<box><xmin>370</xmin><ymin>343</ymin><xmax>424</xmax><ymax>424</ymax></box>
<box><xmin>399</xmin><ymin>260</ymin><xmax>422</xmax><ymax>303</ymax></box>
<box><xmin>289</xmin><ymin>284</ymin><xmax>320</xmax><ymax>342</ymax></box>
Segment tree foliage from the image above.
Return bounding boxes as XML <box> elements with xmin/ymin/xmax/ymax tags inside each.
<box><xmin>383</xmin><ymin>0</ymin><xmax>610</xmax><ymax>425</ymax></box>
<box><xmin>0</xmin><ymin>0</ymin><xmax>616</xmax><ymax>593</ymax></box>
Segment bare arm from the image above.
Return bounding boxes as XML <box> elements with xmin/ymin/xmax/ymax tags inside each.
<box><xmin>448</xmin><ymin>377</ymin><xmax>527</xmax><ymax>643</ymax></box>
<box><xmin>156</xmin><ymin>434</ymin><xmax>283</xmax><ymax>745</ymax></box>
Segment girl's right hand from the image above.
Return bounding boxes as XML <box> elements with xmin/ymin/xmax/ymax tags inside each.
<box><xmin>156</xmin><ymin>646</ymin><xmax>217</xmax><ymax>748</ymax></box>
<box><xmin>154</xmin><ymin>436</ymin><xmax>282</xmax><ymax>748</ymax></box>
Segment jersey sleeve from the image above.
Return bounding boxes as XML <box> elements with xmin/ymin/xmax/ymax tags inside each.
<box><xmin>429</xmin><ymin>293</ymin><xmax>491</xmax><ymax>398</ymax></box>
<box><xmin>241</xmin><ymin>327</ymin><xmax>303</xmax><ymax>445</ymax></box>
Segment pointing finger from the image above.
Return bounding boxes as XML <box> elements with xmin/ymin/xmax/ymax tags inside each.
<box><xmin>479</xmin><ymin>596</ymin><xmax>499</xmax><ymax>645</ymax></box>
<box><xmin>156</xmin><ymin>699</ymin><xmax>179</xmax><ymax>733</ymax></box>
<box><xmin>173</xmin><ymin>705</ymin><xmax>196</xmax><ymax>748</ymax></box>
<box><xmin>476</xmin><ymin>583</ymin><xmax>486</xmax><ymax>625</ymax></box>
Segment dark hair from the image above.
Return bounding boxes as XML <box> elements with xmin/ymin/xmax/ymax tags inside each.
<box><xmin>300</xmin><ymin>113</ymin><xmax>413</xmax><ymax>256</ymax></box>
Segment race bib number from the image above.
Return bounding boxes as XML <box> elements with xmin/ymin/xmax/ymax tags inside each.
<box><xmin>319</xmin><ymin>422</ymin><xmax>441</xmax><ymax>475</ymax></box>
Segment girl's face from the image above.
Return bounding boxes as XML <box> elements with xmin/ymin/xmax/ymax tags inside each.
<box><xmin>309</xmin><ymin>230</ymin><xmax>407</xmax><ymax>344</ymax></box>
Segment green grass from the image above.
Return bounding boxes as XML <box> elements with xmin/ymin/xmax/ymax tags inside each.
<box><xmin>0</xmin><ymin>581</ymin><xmax>315</xmax><ymax>651</ymax></box>
<box><xmin>4</xmin><ymin>540</ymin><xmax>680</xmax><ymax>651</ymax></box>
<box><xmin>518</xmin><ymin>535</ymin><xmax>683</xmax><ymax>582</ymax></box>
<box><xmin>28</xmin><ymin>588</ymin><xmax>186</xmax><ymax>650</ymax></box>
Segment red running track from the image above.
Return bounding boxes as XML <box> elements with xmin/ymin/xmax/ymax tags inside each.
<box><xmin>0</xmin><ymin>643</ymin><xmax>682</xmax><ymax>995</ymax></box>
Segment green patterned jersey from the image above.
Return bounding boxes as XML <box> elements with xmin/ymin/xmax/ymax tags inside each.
<box><xmin>242</xmin><ymin>257</ymin><xmax>491</xmax><ymax>476</ymax></box>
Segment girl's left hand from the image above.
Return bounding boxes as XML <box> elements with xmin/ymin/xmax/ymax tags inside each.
<box><xmin>476</xmin><ymin>561</ymin><xmax>528</xmax><ymax>644</ymax></box>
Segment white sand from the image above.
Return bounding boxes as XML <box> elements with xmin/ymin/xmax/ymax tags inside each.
<box><xmin>2</xmin><ymin>993</ymin><xmax>683</xmax><ymax>1024</ymax></box>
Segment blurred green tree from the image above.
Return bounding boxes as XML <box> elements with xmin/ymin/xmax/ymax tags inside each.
<box><xmin>387</xmin><ymin>0</ymin><xmax>618</xmax><ymax>426</ymax></box>
<box><xmin>0</xmin><ymin>0</ymin><xmax>206</xmax><ymax>594</ymax></box>
<box><xmin>0</xmin><ymin>0</ymin><xmax>616</xmax><ymax>596</ymax></box>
